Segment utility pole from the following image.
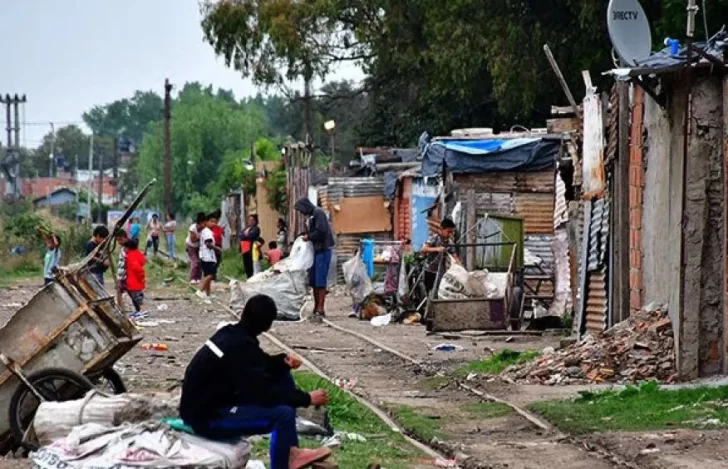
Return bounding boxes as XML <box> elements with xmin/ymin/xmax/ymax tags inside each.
<box><xmin>1</xmin><ymin>94</ymin><xmax>27</xmax><ymax>198</ymax></box>
<box><xmin>87</xmin><ymin>134</ymin><xmax>93</xmax><ymax>221</ymax></box>
<box><xmin>97</xmin><ymin>140</ymin><xmax>104</xmax><ymax>223</ymax></box>
<box><xmin>49</xmin><ymin>122</ymin><xmax>55</xmax><ymax>178</ymax></box>
<box><xmin>163</xmin><ymin>78</ymin><xmax>173</xmax><ymax>215</ymax></box>
<box><xmin>112</xmin><ymin>136</ymin><xmax>118</xmax><ymax>205</ymax></box>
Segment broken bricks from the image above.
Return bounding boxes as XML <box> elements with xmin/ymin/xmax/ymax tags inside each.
<box><xmin>503</xmin><ymin>309</ymin><xmax>676</xmax><ymax>385</ymax></box>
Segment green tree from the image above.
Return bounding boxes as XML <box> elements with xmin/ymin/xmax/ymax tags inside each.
<box><xmin>31</xmin><ymin>125</ymin><xmax>91</xmax><ymax>177</ymax></box>
<box><xmin>135</xmin><ymin>84</ymin><xmax>270</xmax><ymax>214</ymax></box>
<box><xmin>83</xmin><ymin>90</ymin><xmax>164</xmax><ymax>145</ymax></box>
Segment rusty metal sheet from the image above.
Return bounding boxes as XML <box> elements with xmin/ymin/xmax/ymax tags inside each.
<box><xmin>525</xmin><ymin>235</ymin><xmax>555</xmax><ymax>274</ymax></box>
<box><xmin>582</xmin><ymin>89</ymin><xmax>607</xmax><ymax>199</ymax></box>
<box><xmin>474</xmin><ymin>192</ymin><xmax>514</xmax><ymax>215</ymax></box>
<box><xmin>514</xmin><ymin>193</ymin><xmax>555</xmax><ymax>235</ymax></box>
<box><xmin>585</xmin><ymin>270</ymin><xmax>608</xmax><ymax>334</ymax></box>
<box><xmin>454</xmin><ymin>171</ymin><xmax>555</xmax><ymax>193</ymax></box>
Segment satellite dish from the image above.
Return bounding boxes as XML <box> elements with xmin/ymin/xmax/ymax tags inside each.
<box><xmin>607</xmin><ymin>0</ymin><xmax>652</xmax><ymax>66</ymax></box>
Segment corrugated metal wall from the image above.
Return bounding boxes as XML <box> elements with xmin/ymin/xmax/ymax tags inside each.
<box><xmin>584</xmin><ymin>198</ymin><xmax>611</xmax><ymax>334</ymax></box>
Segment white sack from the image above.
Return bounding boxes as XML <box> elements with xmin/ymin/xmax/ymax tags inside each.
<box><xmin>30</xmin><ymin>422</ymin><xmax>250</xmax><ymax>469</ymax></box>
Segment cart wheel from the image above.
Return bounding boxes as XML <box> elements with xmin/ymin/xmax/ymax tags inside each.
<box><xmin>509</xmin><ymin>286</ymin><xmax>524</xmax><ymax>330</ymax></box>
<box><xmin>8</xmin><ymin>368</ymin><xmax>94</xmax><ymax>450</ymax></box>
<box><xmin>90</xmin><ymin>368</ymin><xmax>127</xmax><ymax>395</ymax></box>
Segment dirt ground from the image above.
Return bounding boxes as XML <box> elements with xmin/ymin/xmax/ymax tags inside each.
<box><xmin>2</xmin><ymin>281</ymin><xmax>728</xmax><ymax>469</ymax></box>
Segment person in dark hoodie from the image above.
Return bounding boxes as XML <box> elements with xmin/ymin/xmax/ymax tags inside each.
<box><xmin>294</xmin><ymin>197</ymin><xmax>335</xmax><ymax>318</ymax></box>
<box><xmin>180</xmin><ymin>294</ymin><xmax>331</xmax><ymax>469</ymax></box>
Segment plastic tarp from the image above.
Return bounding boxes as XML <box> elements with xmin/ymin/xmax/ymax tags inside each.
<box><xmin>421</xmin><ymin>137</ymin><xmax>560</xmax><ymax>176</ymax></box>
<box><xmin>30</xmin><ymin>422</ymin><xmax>251</xmax><ymax>469</ymax></box>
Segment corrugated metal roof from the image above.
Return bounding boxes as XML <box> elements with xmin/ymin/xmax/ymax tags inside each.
<box><xmin>554</xmin><ymin>172</ymin><xmax>569</xmax><ymax>229</ymax></box>
<box><xmin>327</xmin><ymin>177</ymin><xmax>386</xmax><ymax>203</ymax></box>
<box><xmin>587</xmin><ymin>198</ymin><xmax>610</xmax><ymax>271</ymax></box>
<box><xmin>514</xmin><ymin>193</ymin><xmax>555</xmax><ymax>235</ymax></box>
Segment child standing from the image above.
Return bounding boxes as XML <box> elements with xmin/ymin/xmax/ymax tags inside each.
<box><xmin>116</xmin><ymin>230</ymin><xmax>129</xmax><ymax>309</ymax></box>
<box><xmin>252</xmin><ymin>237</ymin><xmax>264</xmax><ymax>275</ymax></box>
<box><xmin>39</xmin><ymin>228</ymin><xmax>61</xmax><ymax>285</ymax></box>
<box><xmin>85</xmin><ymin>225</ymin><xmax>110</xmax><ymax>285</ymax></box>
<box><xmin>125</xmin><ymin>239</ymin><xmax>146</xmax><ymax>312</ymax></box>
<box><xmin>197</xmin><ymin>214</ymin><xmax>221</xmax><ymax>299</ymax></box>
<box><xmin>164</xmin><ymin>213</ymin><xmax>177</xmax><ymax>260</ymax></box>
<box><xmin>266</xmin><ymin>241</ymin><xmax>283</xmax><ymax>267</ymax></box>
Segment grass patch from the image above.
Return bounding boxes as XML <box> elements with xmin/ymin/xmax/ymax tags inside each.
<box><xmin>460</xmin><ymin>402</ymin><xmax>513</xmax><ymax>420</ymax></box>
<box><xmin>387</xmin><ymin>405</ymin><xmax>445</xmax><ymax>443</ymax></box>
<box><xmin>417</xmin><ymin>376</ymin><xmax>450</xmax><ymax>391</ymax></box>
<box><xmin>530</xmin><ymin>381</ymin><xmax>728</xmax><ymax>434</ymax></box>
<box><xmin>455</xmin><ymin>349</ymin><xmax>540</xmax><ymax>376</ymax></box>
<box><xmin>248</xmin><ymin>372</ymin><xmax>421</xmax><ymax>468</ymax></box>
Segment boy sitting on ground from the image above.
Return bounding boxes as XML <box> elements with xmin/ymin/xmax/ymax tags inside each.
<box><xmin>180</xmin><ymin>294</ymin><xmax>332</xmax><ymax>469</ymax></box>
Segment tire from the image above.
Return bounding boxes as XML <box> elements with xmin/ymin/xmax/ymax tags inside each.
<box><xmin>90</xmin><ymin>368</ymin><xmax>127</xmax><ymax>395</ymax></box>
<box><xmin>8</xmin><ymin>368</ymin><xmax>95</xmax><ymax>450</ymax></box>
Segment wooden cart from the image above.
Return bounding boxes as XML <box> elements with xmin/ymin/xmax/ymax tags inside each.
<box><xmin>426</xmin><ymin>241</ymin><xmax>524</xmax><ymax>332</ymax></box>
<box><xmin>0</xmin><ymin>181</ymin><xmax>155</xmax><ymax>452</ymax></box>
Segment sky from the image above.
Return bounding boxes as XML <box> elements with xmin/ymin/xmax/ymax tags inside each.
<box><xmin>1</xmin><ymin>0</ymin><xmax>364</xmax><ymax>147</ymax></box>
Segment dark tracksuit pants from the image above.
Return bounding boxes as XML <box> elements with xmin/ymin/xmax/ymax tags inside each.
<box><xmin>204</xmin><ymin>372</ymin><xmax>299</xmax><ymax>469</ymax></box>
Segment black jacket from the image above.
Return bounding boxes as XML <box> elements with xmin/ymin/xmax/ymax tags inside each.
<box><xmin>294</xmin><ymin>198</ymin><xmax>335</xmax><ymax>252</ymax></box>
<box><xmin>180</xmin><ymin>323</ymin><xmax>311</xmax><ymax>434</ymax></box>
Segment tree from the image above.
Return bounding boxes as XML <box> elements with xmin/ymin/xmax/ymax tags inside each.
<box><xmin>32</xmin><ymin>125</ymin><xmax>91</xmax><ymax>177</ymax></box>
<box><xmin>83</xmin><ymin>90</ymin><xmax>164</xmax><ymax>145</ymax></box>
<box><xmin>200</xmin><ymin>0</ymin><xmax>367</xmax><ymax>137</ymax></box>
<box><xmin>135</xmin><ymin>84</ymin><xmax>270</xmax><ymax>214</ymax></box>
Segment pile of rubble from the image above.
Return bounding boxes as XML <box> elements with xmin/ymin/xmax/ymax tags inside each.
<box><xmin>503</xmin><ymin>309</ymin><xmax>675</xmax><ymax>385</ymax></box>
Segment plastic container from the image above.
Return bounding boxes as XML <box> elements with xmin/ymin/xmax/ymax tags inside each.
<box><xmin>361</xmin><ymin>239</ymin><xmax>375</xmax><ymax>277</ymax></box>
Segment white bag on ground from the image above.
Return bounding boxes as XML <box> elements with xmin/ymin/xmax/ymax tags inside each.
<box><xmin>342</xmin><ymin>253</ymin><xmax>372</xmax><ymax>305</ymax></box>
<box><xmin>33</xmin><ymin>391</ymin><xmax>180</xmax><ymax>446</ymax></box>
<box><xmin>30</xmin><ymin>422</ymin><xmax>251</xmax><ymax>469</ymax></box>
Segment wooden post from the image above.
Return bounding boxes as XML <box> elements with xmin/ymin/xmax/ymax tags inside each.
<box><xmin>466</xmin><ymin>189</ymin><xmax>476</xmax><ymax>270</ymax></box>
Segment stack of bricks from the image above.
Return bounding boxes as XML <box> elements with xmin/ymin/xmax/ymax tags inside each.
<box><xmin>394</xmin><ymin>178</ymin><xmax>413</xmax><ymax>241</ymax></box>
<box><xmin>628</xmin><ymin>86</ymin><xmax>646</xmax><ymax>311</ymax></box>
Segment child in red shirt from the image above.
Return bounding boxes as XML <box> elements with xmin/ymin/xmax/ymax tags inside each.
<box><xmin>266</xmin><ymin>241</ymin><xmax>283</xmax><ymax>266</ymax></box>
<box><xmin>212</xmin><ymin>210</ymin><xmax>225</xmax><ymax>266</ymax></box>
<box><xmin>125</xmin><ymin>239</ymin><xmax>146</xmax><ymax>312</ymax></box>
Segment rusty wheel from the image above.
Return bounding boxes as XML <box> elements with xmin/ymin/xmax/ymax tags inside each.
<box><xmin>8</xmin><ymin>368</ymin><xmax>94</xmax><ymax>450</ymax></box>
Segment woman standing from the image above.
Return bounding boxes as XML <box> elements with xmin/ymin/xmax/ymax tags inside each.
<box><xmin>164</xmin><ymin>213</ymin><xmax>177</xmax><ymax>259</ymax></box>
<box><xmin>239</xmin><ymin>214</ymin><xmax>260</xmax><ymax>279</ymax></box>
<box><xmin>186</xmin><ymin>212</ymin><xmax>207</xmax><ymax>284</ymax></box>
<box><xmin>145</xmin><ymin>213</ymin><xmax>162</xmax><ymax>256</ymax></box>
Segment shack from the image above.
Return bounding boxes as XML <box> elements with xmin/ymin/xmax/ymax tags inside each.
<box><xmin>413</xmin><ymin>131</ymin><xmax>566</xmax><ymax>316</ymax></box>
<box><xmin>579</xmin><ymin>29</ymin><xmax>728</xmax><ymax>380</ymax></box>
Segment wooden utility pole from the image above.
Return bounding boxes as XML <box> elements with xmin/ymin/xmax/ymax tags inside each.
<box><xmin>163</xmin><ymin>79</ymin><xmax>173</xmax><ymax>215</ymax></box>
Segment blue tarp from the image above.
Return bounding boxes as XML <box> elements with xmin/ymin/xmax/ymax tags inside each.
<box><xmin>421</xmin><ymin>136</ymin><xmax>560</xmax><ymax>176</ymax></box>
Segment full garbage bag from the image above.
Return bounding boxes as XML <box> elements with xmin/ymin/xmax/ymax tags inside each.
<box><xmin>230</xmin><ymin>237</ymin><xmax>313</xmax><ymax>320</ymax></box>
<box><xmin>30</xmin><ymin>422</ymin><xmax>251</xmax><ymax>469</ymax></box>
<box><xmin>342</xmin><ymin>252</ymin><xmax>373</xmax><ymax>305</ymax></box>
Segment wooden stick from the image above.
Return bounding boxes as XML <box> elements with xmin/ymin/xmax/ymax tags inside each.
<box><xmin>543</xmin><ymin>44</ymin><xmax>582</xmax><ymax>121</ymax></box>
<box><xmin>322</xmin><ymin>319</ymin><xmax>422</xmax><ymax>365</ymax></box>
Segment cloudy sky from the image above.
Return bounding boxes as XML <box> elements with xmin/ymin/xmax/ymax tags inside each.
<box><xmin>1</xmin><ymin>0</ymin><xmax>363</xmax><ymax>146</ymax></box>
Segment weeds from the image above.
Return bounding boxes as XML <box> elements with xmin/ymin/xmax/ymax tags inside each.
<box><xmin>455</xmin><ymin>349</ymin><xmax>540</xmax><ymax>376</ymax></box>
<box><xmin>530</xmin><ymin>382</ymin><xmax>728</xmax><ymax>433</ymax></box>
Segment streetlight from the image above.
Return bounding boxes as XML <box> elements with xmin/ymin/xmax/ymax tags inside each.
<box><xmin>324</xmin><ymin>120</ymin><xmax>335</xmax><ymax>170</ymax></box>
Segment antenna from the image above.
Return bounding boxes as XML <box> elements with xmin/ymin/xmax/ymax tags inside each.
<box><xmin>607</xmin><ymin>0</ymin><xmax>652</xmax><ymax>66</ymax></box>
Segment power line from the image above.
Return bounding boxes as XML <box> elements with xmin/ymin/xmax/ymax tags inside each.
<box><xmin>0</xmin><ymin>120</ymin><xmax>86</xmax><ymax>127</ymax></box>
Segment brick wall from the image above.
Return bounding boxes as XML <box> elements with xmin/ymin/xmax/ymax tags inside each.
<box><xmin>394</xmin><ymin>177</ymin><xmax>412</xmax><ymax>241</ymax></box>
<box><xmin>629</xmin><ymin>87</ymin><xmax>646</xmax><ymax>311</ymax></box>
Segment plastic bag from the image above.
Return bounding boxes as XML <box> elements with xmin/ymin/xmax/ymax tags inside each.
<box><xmin>285</xmin><ymin>237</ymin><xmax>314</xmax><ymax>271</ymax></box>
<box><xmin>230</xmin><ymin>271</ymin><xmax>308</xmax><ymax>321</ymax></box>
<box><xmin>342</xmin><ymin>253</ymin><xmax>373</xmax><ymax>305</ymax></box>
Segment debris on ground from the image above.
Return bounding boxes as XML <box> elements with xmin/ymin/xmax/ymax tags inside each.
<box><xmin>433</xmin><ymin>344</ymin><xmax>463</xmax><ymax>352</ymax></box>
<box><xmin>502</xmin><ymin>309</ymin><xmax>675</xmax><ymax>385</ymax></box>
